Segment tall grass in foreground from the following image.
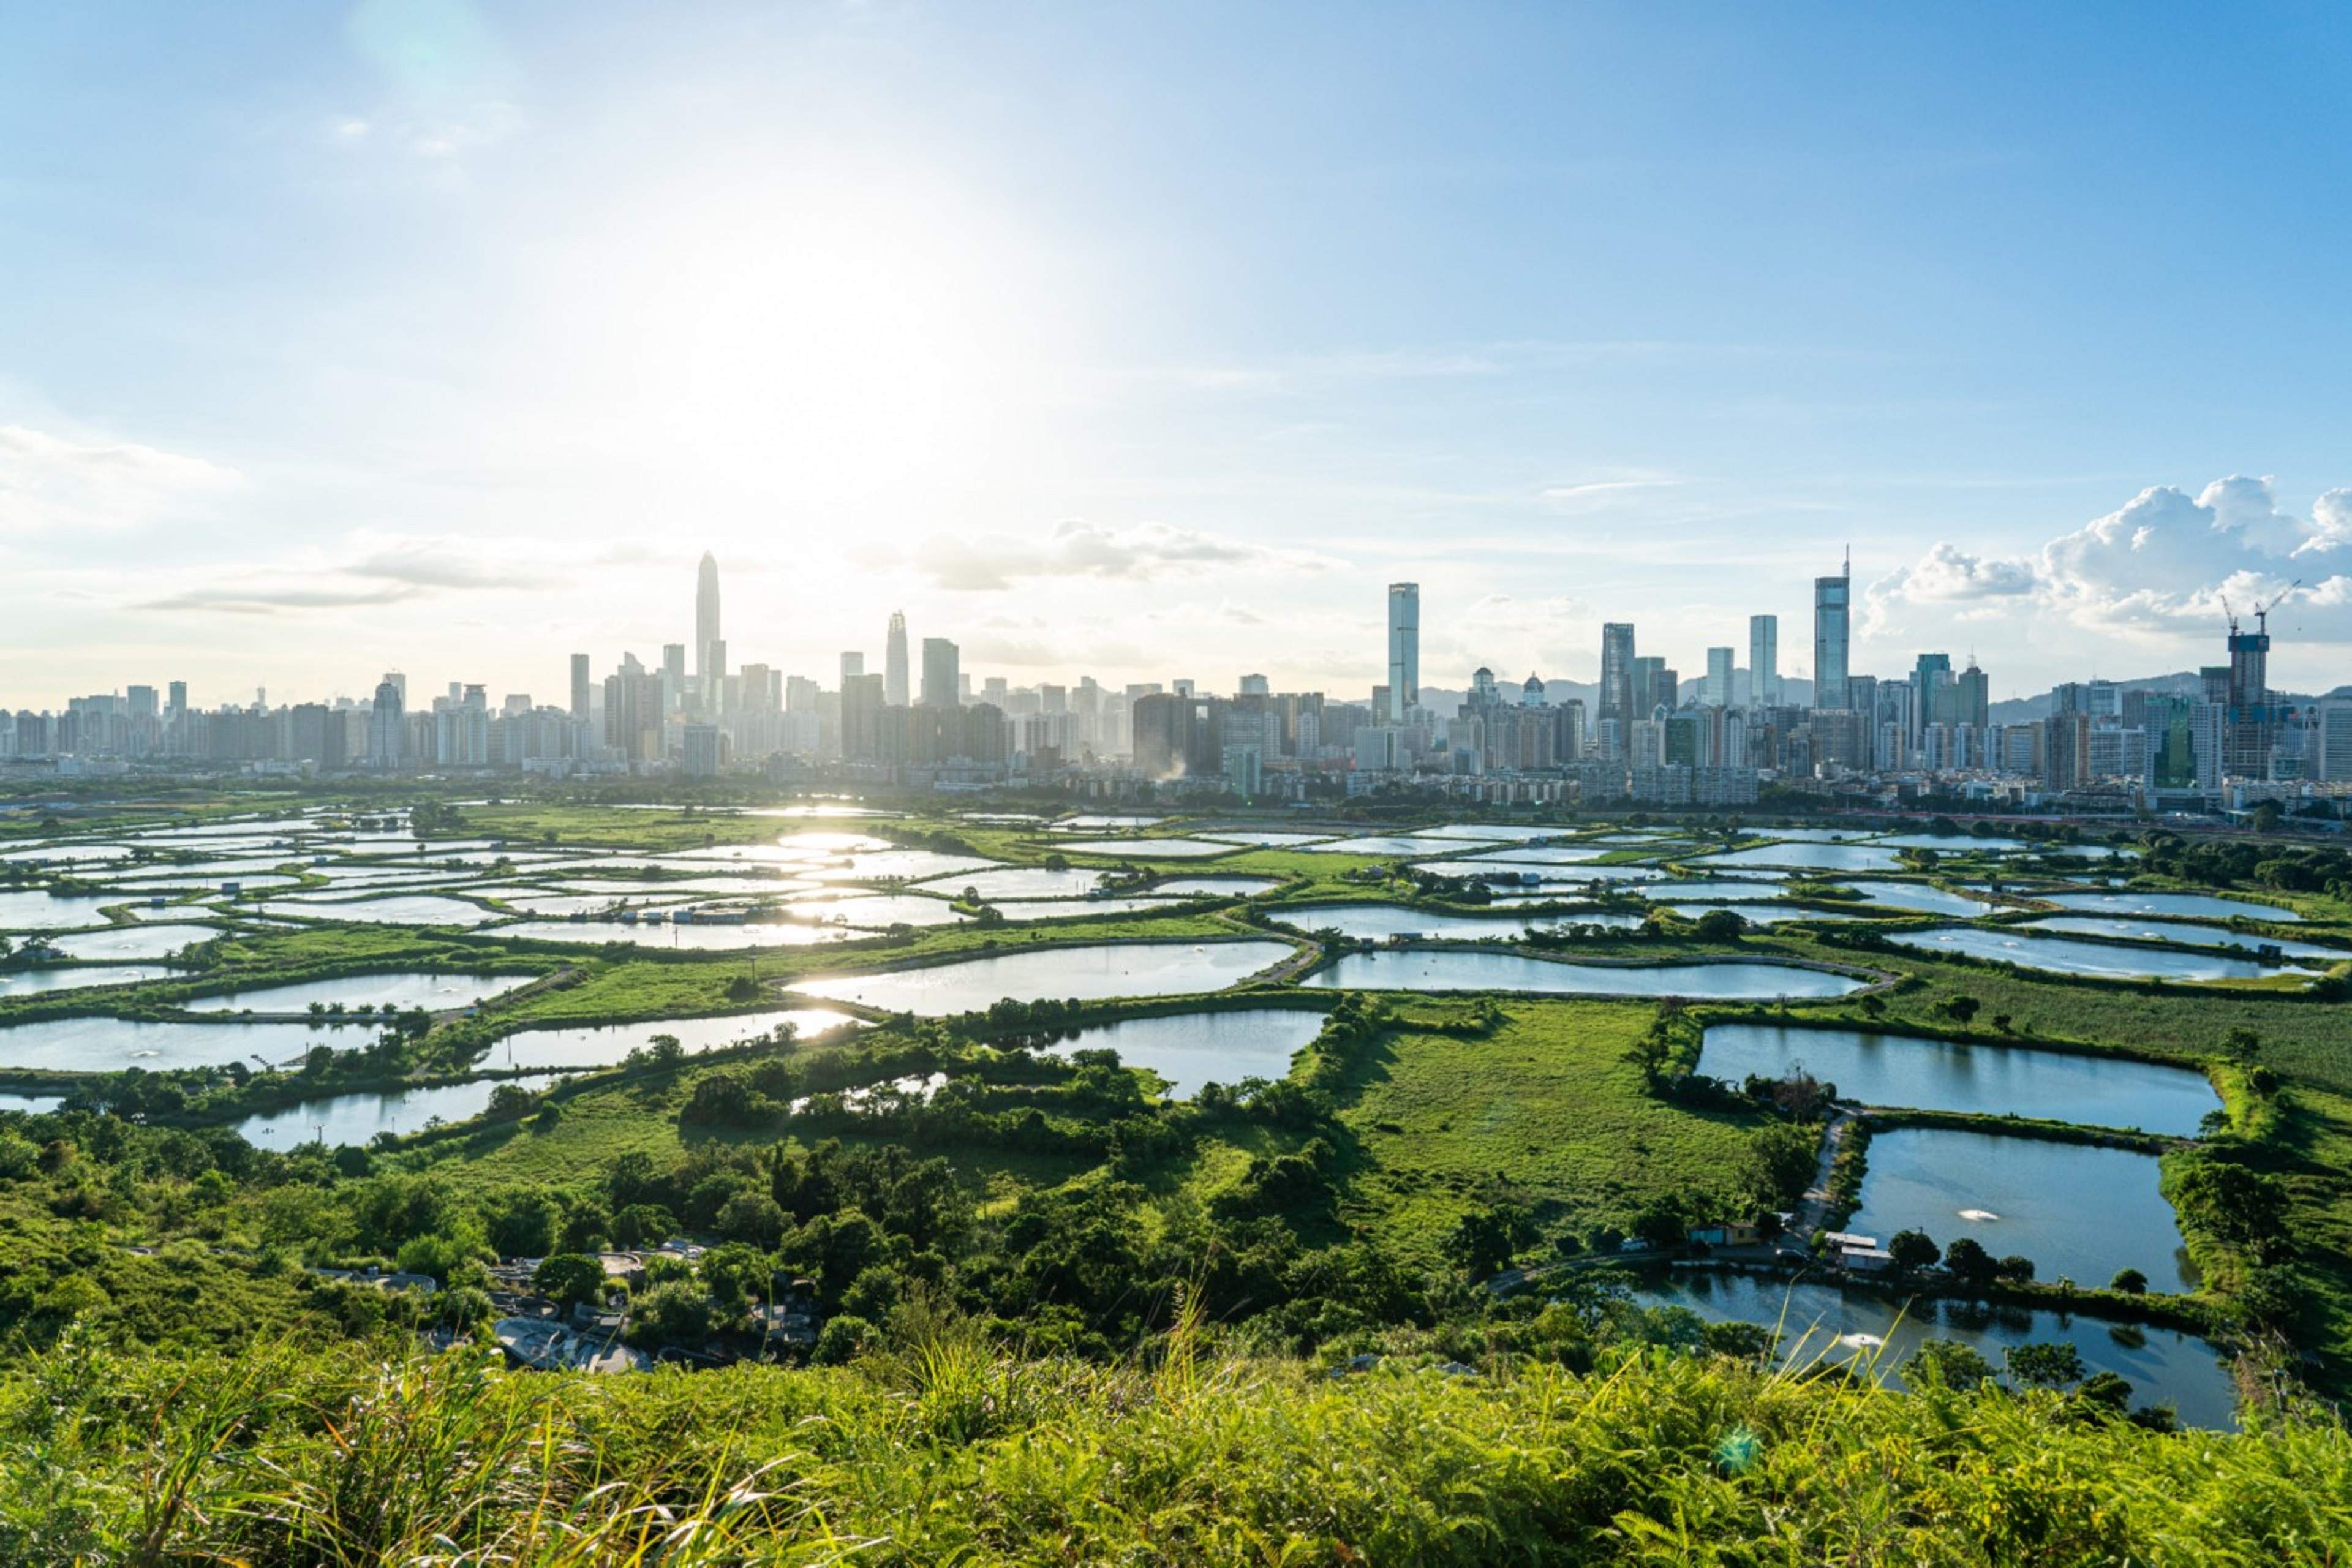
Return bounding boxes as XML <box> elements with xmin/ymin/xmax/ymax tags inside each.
<box><xmin>2</xmin><ymin>1324</ymin><xmax>2348</xmax><ymax>1564</ymax></box>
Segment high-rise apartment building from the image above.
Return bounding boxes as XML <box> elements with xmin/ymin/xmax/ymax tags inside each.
<box><xmin>695</xmin><ymin>552</ymin><xmax>722</xmax><ymax>691</ymax></box>
<box><xmin>2224</xmin><ymin>611</ymin><xmax>2281</xmax><ymax>777</ymax></box>
<box><xmin>1705</xmin><ymin>647</ymin><xmax>1734</xmax><ymax>707</ymax></box>
<box><xmin>1813</xmin><ymin>554</ymin><xmax>1850</xmax><ymax>710</ymax></box>
<box><xmin>885</xmin><ymin>611</ymin><xmax>910</xmax><ymax>707</ymax></box>
<box><xmin>1386</xmin><ymin>582</ymin><xmax>1419</xmax><ymax>723</ymax></box>
<box><xmin>919</xmin><ymin>638</ymin><xmax>960</xmax><ymax>708</ymax></box>
<box><xmin>1747</xmin><ymin>615</ymin><xmax>1779</xmax><ymax>706</ymax></box>
<box><xmin>839</xmin><ymin>652</ymin><xmax>864</xmax><ymax>688</ymax></box>
<box><xmin>570</xmin><ymin>654</ymin><xmax>592</xmax><ymax>722</ymax></box>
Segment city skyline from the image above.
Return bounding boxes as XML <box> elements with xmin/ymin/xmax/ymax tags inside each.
<box><xmin>5</xmin><ymin>6</ymin><xmax>2352</xmax><ymax>698</ymax></box>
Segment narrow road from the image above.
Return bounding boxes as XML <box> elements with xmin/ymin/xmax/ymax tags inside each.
<box><xmin>1789</xmin><ymin>1107</ymin><xmax>1855</xmax><ymax>1240</ymax></box>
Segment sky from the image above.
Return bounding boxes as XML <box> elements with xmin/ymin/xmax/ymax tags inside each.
<box><xmin>3</xmin><ymin>1</ymin><xmax>2351</xmax><ymax>709</ymax></box>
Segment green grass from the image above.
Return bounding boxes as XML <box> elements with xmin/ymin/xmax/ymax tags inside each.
<box><xmin>8</xmin><ymin>1331</ymin><xmax>2348</xmax><ymax>1563</ymax></box>
<box><xmin>1333</xmin><ymin>999</ymin><xmax>1773</xmax><ymax>1265</ymax></box>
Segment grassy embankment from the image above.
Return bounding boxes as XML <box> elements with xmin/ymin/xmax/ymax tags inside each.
<box><xmin>5</xmin><ymin>1331</ymin><xmax>2349</xmax><ymax>1564</ymax></box>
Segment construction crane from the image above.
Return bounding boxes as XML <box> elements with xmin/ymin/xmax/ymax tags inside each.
<box><xmin>2253</xmin><ymin>581</ymin><xmax>2302</xmax><ymax>635</ymax></box>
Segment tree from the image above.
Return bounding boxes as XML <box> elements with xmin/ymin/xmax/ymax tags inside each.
<box><xmin>1443</xmin><ymin>1204</ymin><xmax>1534</xmax><ymax>1278</ymax></box>
<box><xmin>2166</xmin><ymin>1156</ymin><xmax>2289</xmax><ymax>1254</ymax></box>
<box><xmin>1942</xmin><ymin>1236</ymin><xmax>1996</xmax><ymax>1290</ymax></box>
<box><xmin>1907</xmin><ymin>1338</ymin><xmax>1994</xmax><ymax>1390</ymax></box>
<box><xmin>811</xmin><ymin>1313</ymin><xmax>876</xmax><ymax>1365</ymax></box>
<box><xmin>2004</xmin><ymin>1341</ymin><xmax>2084</xmax><ymax>1390</ymax></box>
<box><xmin>1693</xmin><ymin>908</ymin><xmax>1746</xmax><ymax>942</ymax></box>
<box><xmin>1887</xmin><ymin>1229</ymin><xmax>1940</xmax><ymax>1272</ymax></box>
<box><xmin>2222</xmin><ymin>1028</ymin><xmax>2261</xmax><ymax>1066</ymax></box>
<box><xmin>1936</xmin><ymin>995</ymin><xmax>1981</xmax><ymax>1027</ymax></box>
<box><xmin>2108</xmin><ymin>1267</ymin><xmax>2148</xmax><ymax>1295</ymax></box>
<box><xmin>1744</xmin><ymin>1122</ymin><xmax>1820</xmax><ymax>1209</ymax></box>
<box><xmin>2076</xmin><ymin>1370</ymin><xmax>2135</xmax><ymax>1414</ymax></box>
<box><xmin>725</xmin><ymin>974</ymin><xmax>761</xmax><ymax>1003</ymax></box>
<box><xmin>533</xmin><ymin>1253</ymin><xmax>607</xmax><ymax>1311</ymax></box>
<box><xmin>1993</xmin><ymin>1254</ymin><xmax>2037</xmax><ymax>1283</ymax></box>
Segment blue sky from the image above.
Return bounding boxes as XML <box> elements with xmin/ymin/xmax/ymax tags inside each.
<box><xmin>3</xmin><ymin>1</ymin><xmax>2349</xmax><ymax>706</ymax></box>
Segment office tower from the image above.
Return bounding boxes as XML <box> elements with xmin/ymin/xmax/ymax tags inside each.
<box><xmin>1386</xmin><ymin>582</ymin><xmax>1420</xmax><ymax>723</ymax></box>
<box><xmin>167</xmin><ymin>680</ymin><xmax>187</xmax><ymax>718</ymax></box>
<box><xmin>1599</xmin><ymin>623</ymin><xmax>1637</xmax><ymax>726</ymax></box>
<box><xmin>2317</xmin><ymin>701</ymin><xmax>2352</xmax><ymax>783</ymax></box>
<box><xmin>884</xmin><ymin>611</ymin><xmax>910</xmax><ymax>706</ymax></box>
<box><xmin>1747</xmin><ymin>615</ymin><xmax>1779</xmax><ymax>706</ymax></box>
<box><xmin>1953</xmin><ymin>658</ymin><xmax>1989</xmax><ymax>730</ymax></box>
<box><xmin>682</xmin><ymin>723</ymin><xmax>722</xmax><ymax>777</ymax></box>
<box><xmin>840</xmin><ymin>673</ymin><xmax>886</xmax><ymax>761</ymax></box>
<box><xmin>570</xmin><ymin>654</ymin><xmax>592</xmax><ymax>721</ymax></box>
<box><xmin>920</xmin><ymin>638</ymin><xmax>959</xmax><ymax>707</ymax></box>
<box><xmin>1632</xmin><ymin>655</ymin><xmax>1667</xmax><ymax>716</ymax></box>
<box><xmin>2086</xmin><ymin>679</ymin><xmax>2120</xmax><ymax>720</ymax></box>
<box><xmin>839</xmin><ymin>652</ymin><xmax>864</xmax><ymax>688</ymax></box>
<box><xmin>367</xmin><ymin>679</ymin><xmax>405</xmax><ymax>767</ymax></box>
<box><xmin>695</xmin><ymin>552</ymin><xmax>722</xmax><ymax>690</ymax></box>
<box><xmin>705</xmin><ymin>639</ymin><xmax>727</xmax><ymax>710</ymax></box>
<box><xmin>1910</xmin><ymin>653</ymin><xmax>1951</xmax><ymax>743</ymax></box>
<box><xmin>385</xmin><ymin>671</ymin><xmax>407</xmax><ymax>707</ymax></box>
<box><xmin>1705</xmin><ymin>647</ymin><xmax>1734</xmax><ymax>707</ymax></box>
<box><xmin>126</xmin><ymin>684</ymin><xmax>157</xmax><ymax>722</ymax></box>
<box><xmin>1238</xmin><ymin>673</ymin><xmax>1270</xmax><ymax>698</ymax></box>
<box><xmin>1813</xmin><ymin>552</ymin><xmax>1850</xmax><ymax>710</ymax></box>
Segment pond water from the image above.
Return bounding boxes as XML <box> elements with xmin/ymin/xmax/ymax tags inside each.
<box><xmin>1039</xmin><ymin>1008</ymin><xmax>1330</xmax><ymax>1096</ymax></box>
<box><xmin>2040</xmin><ymin>891</ymin><xmax>2300</xmax><ymax>923</ymax></box>
<box><xmin>41</xmin><ymin>924</ymin><xmax>217</xmax><ymax>961</ymax></box>
<box><xmin>1302</xmin><ymin>949</ymin><xmax>1866</xmax><ymax>1000</ymax></box>
<box><xmin>1200</xmin><ymin>831</ymin><xmax>1333</xmax><ymax>847</ymax></box>
<box><xmin>494</xmin><ymin>892</ymin><xmax>698</xmax><ymax>916</ymax></box>
<box><xmin>0</xmin><ymin>1091</ymin><xmax>64</xmax><ymax>1115</ymax></box>
<box><xmin>233</xmin><ymin>1077</ymin><xmax>558</xmax><ymax>1148</ymax></box>
<box><xmin>829</xmin><ymin>850</ymin><xmax>1001</xmax><ymax>881</ymax></box>
<box><xmin>792</xmin><ymin>939</ymin><xmax>1293</xmax><ymax>1014</ymax></box>
<box><xmin>1052</xmin><ymin>815</ymin><xmax>1165</xmax><ymax>830</ymax></box>
<box><xmin>1153</xmin><ymin>876</ymin><xmax>1283</xmax><ymax>896</ymax></box>
<box><xmin>485</xmin><ymin>1008</ymin><xmax>867</xmax><ymax>1069</ymax></box>
<box><xmin>914</xmin><ymin>866</ymin><xmax>1111</xmax><ymax>900</ymax></box>
<box><xmin>0</xmin><ymin>892</ymin><xmax>125</xmax><ymax>932</ymax></box>
<box><xmin>0</xmin><ymin>1017</ymin><xmax>336</xmax><ymax>1072</ymax></box>
<box><xmin>1884</xmin><ymin>927</ymin><xmax>2277</xmax><ymax>981</ymax></box>
<box><xmin>1865</xmin><ymin>834</ymin><xmax>2032</xmax><ymax>853</ymax></box>
<box><xmin>0</xmin><ymin>842</ymin><xmax>138</xmax><ymax>864</ymax></box>
<box><xmin>779</xmin><ymin>894</ymin><xmax>971</xmax><ymax>929</ymax></box>
<box><xmin>1849</xmin><ymin>1126</ymin><xmax>2196</xmax><ymax>1293</ymax></box>
<box><xmin>1305</xmin><ymin>836</ymin><xmax>1452</xmax><ymax>857</ymax></box>
<box><xmin>1411</xmin><ymin>824</ymin><xmax>1565</xmax><ymax>842</ymax></box>
<box><xmin>103</xmin><ymin>870</ymin><xmax>304</xmax><ymax>891</ymax></box>
<box><xmin>1693</xmin><ymin>843</ymin><xmax>1907</xmax><ymax>873</ymax></box>
<box><xmin>181</xmin><ymin>971</ymin><xmax>532</xmax><ymax>1014</ymax></box>
<box><xmin>1276</xmin><ymin>903</ymin><xmax>1630</xmax><ymax>943</ymax></box>
<box><xmin>2021</xmin><ymin>918</ymin><xmax>2341</xmax><ymax>963</ymax></box>
<box><xmin>554</xmin><ymin>876</ymin><xmax>820</xmax><ymax>898</ymax></box>
<box><xmin>1634</xmin><ymin>1272</ymin><xmax>2234</xmax><ymax>1429</ymax></box>
<box><xmin>1055</xmin><ymin>838</ymin><xmax>1238</xmax><ymax>859</ymax></box>
<box><xmin>0</xmin><ymin>964</ymin><xmax>178</xmax><ymax>1000</ymax></box>
<box><xmin>255</xmin><ymin>895</ymin><xmax>497</xmax><ymax>927</ymax></box>
<box><xmin>1637</xmin><ymin>880</ymin><xmax>1790</xmax><ymax>901</ymax></box>
<box><xmin>1842</xmin><ymin>881</ymin><xmax>1996</xmax><ymax>917</ymax></box>
<box><xmin>1419</xmin><ymin>861</ymin><xmax>1668</xmax><ymax>884</ymax></box>
<box><xmin>1464</xmin><ymin>845</ymin><xmax>1611</xmax><ymax>865</ymax></box>
<box><xmin>986</xmin><ymin>897</ymin><xmax>1188</xmax><ymax>921</ymax></box>
<box><xmin>484</xmin><ymin>918</ymin><xmax>860</xmax><ymax>950</ymax></box>
<box><xmin>1698</xmin><ymin>1024</ymin><xmax>2218</xmax><ymax>1136</ymax></box>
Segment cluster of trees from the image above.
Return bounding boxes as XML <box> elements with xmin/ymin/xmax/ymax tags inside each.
<box><xmin>2136</xmin><ymin>834</ymin><xmax>2351</xmax><ymax>899</ymax></box>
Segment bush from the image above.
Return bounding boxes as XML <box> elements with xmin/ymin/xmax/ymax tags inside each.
<box><xmin>811</xmin><ymin>1313</ymin><xmax>876</xmax><ymax>1365</ymax></box>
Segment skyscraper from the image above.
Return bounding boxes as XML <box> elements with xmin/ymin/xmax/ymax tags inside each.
<box><xmin>695</xmin><ymin>552</ymin><xmax>722</xmax><ymax>692</ymax></box>
<box><xmin>920</xmin><ymin>637</ymin><xmax>959</xmax><ymax>707</ymax></box>
<box><xmin>885</xmin><ymin>611</ymin><xmax>910</xmax><ymax>707</ymax></box>
<box><xmin>1705</xmin><ymin>647</ymin><xmax>1734</xmax><ymax>707</ymax></box>
<box><xmin>1599</xmin><ymin>623</ymin><xmax>1637</xmax><ymax>728</ymax></box>
<box><xmin>1386</xmin><ymin>583</ymin><xmax>1419</xmax><ymax>723</ymax></box>
<box><xmin>570</xmin><ymin>654</ymin><xmax>592</xmax><ymax>722</ymax></box>
<box><xmin>1813</xmin><ymin>553</ymin><xmax>1850</xmax><ymax>710</ymax></box>
<box><xmin>1747</xmin><ymin>615</ymin><xmax>1779</xmax><ymax>706</ymax></box>
<box><xmin>839</xmin><ymin>652</ymin><xmax>864</xmax><ymax>688</ymax></box>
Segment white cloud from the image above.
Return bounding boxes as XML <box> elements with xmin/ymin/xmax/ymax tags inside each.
<box><xmin>135</xmin><ymin>530</ymin><xmax>559</xmax><ymax>616</ymax></box>
<box><xmin>917</xmin><ymin>519</ymin><xmax>1345</xmax><ymax>592</ymax></box>
<box><xmin>0</xmin><ymin>424</ymin><xmax>241</xmax><ymax>535</ymax></box>
<box><xmin>1870</xmin><ymin>475</ymin><xmax>2352</xmax><ymax>647</ymax></box>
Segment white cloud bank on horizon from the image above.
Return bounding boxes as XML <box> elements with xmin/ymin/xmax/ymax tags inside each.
<box><xmin>1869</xmin><ymin>477</ymin><xmax>2352</xmax><ymax>655</ymax></box>
<box><xmin>910</xmin><ymin>519</ymin><xmax>1347</xmax><ymax>592</ymax></box>
<box><xmin>0</xmin><ymin>424</ymin><xmax>241</xmax><ymax>536</ymax></box>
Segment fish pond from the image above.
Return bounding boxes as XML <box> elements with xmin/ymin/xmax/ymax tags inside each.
<box><xmin>1302</xmin><ymin>949</ymin><xmax>1867</xmax><ymax>1000</ymax></box>
<box><xmin>791</xmin><ymin>939</ymin><xmax>1293</xmax><ymax>1014</ymax></box>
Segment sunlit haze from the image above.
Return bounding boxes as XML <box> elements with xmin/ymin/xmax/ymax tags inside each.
<box><xmin>4</xmin><ymin>2</ymin><xmax>2351</xmax><ymax>704</ymax></box>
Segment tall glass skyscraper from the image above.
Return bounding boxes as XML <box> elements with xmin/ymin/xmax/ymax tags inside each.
<box><xmin>1385</xmin><ymin>582</ymin><xmax>1419</xmax><ymax>723</ymax></box>
<box><xmin>695</xmin><ymin>551</ymin><xmax>722</xmax><ymax>689</ymax></box>
<box><xmin>1812</xmin><ymin>556</ymin><xmax>1850</xmax><ymax>710</ymax></box>
<box><xmin>1599</xmin><ymin>622</ymin><xmax>1637</xmax><ymax>725</ymax></box>
<box><xmin>885</xmin><ymin>611</ymin><xmax>910</xmax><ymax>707</ymax></box>
<box><xmin>1747</xmin><ymin>614</ymin><xmax>1779</xmax><ymax>706</ymax></box>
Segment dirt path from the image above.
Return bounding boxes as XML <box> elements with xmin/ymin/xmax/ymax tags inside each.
<box><xmin>1790</xmin><ymin>1108</ymin><xmax>1854</xmax><ymax>1239</ymax></box>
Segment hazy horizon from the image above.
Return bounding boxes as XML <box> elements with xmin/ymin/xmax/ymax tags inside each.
<box><xmin>4</xmin><ymin>2</ymin><xmax>2350</xmax><ymax>705</ymax></box>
